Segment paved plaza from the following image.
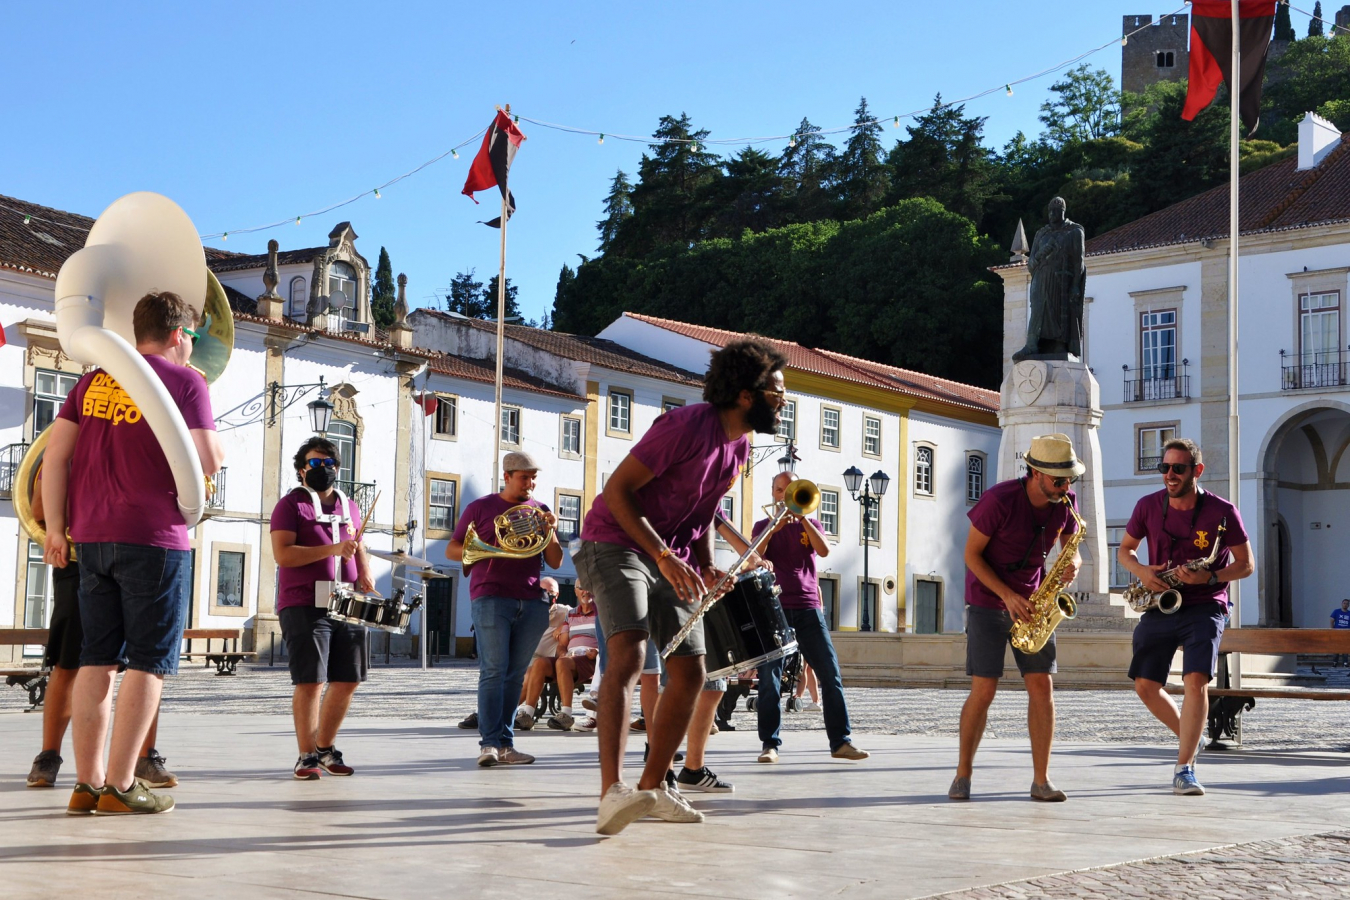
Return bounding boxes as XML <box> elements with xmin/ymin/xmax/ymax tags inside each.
<box><xmin>1</xmin><ymin>661</ymin><xmax>1348</xmax><ymax>899</ymax></box>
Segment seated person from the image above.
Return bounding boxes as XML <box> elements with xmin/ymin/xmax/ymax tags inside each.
<box><xmin>548</xmin><ymin>588</ymin><xmax>599</xmax><ymax>730</ymax></box>
<box><xmin>514</xmin><ymin>577</ymin><xmax>566</xmax><ymax>730</ymax></box>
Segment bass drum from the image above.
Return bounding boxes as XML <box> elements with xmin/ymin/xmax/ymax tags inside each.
<box><xmin>703</xmin><ymin>568</ymin><xmax>797</xmax><ymax>680</ymax></box>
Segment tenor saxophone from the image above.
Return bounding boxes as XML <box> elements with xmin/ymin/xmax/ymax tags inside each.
<box><xmin>1121</xmin><ymin>517</ymin><xmax>1227</xmax><ymax>614</ymax></box>
<box><xmin>1009</xmin><ymin>497</ymin><xmax>1086</xmax><ymax>655</ymax></box>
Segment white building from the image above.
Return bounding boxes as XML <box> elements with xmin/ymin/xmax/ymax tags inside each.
<box><xmin>995</xmin><ymin>115</ymin><xmax>1350</xmax><ymax>629</ymax></box>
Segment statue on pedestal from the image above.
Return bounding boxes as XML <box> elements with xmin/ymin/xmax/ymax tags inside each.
<box><xmin>1013</xmin><ymin>197</ymin><xmax>1086</xmax><ymax>362</ymax></box>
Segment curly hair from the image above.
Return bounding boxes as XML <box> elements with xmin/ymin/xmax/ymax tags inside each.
<box><xmin>292</xmin><ymin>436</ymin><xmax>341</xmax><ymax>482</ymax></box>
<box><xmin>703</xmin><ymin>338</ymin><xmax>789</xmax><ymax>408</ymax></box>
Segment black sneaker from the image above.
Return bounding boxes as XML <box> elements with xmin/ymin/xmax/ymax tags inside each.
<box><xmin>642</xmin><ymin>742</ymin><xmax>685</xmax><ymax>763</ymax></box>
<box><xmin>457</xmin><ymin>712</ymin><xmax>478</xmax><ymax>729</ymax></box>
<box><xmin>676</xmin><ymin>766</ymin><xmax>735</xmax><ymax>793</ymax></box>
<box><xmin>27</xmin><ymin>750</ymin><xmax>62</xmax><ymax>788</ymax></box>
<box><xmin>664</xmin><ymin>768</ymin><xmax>680</xmax><ymax>794</ymax></box>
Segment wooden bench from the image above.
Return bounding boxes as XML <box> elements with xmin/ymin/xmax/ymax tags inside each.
<box><xmin>180</xmin><ymin>628</ymin><xmax>256</xmax><ymax>676</ymax></box>
<box><xmin>1163</xmin><ymin>628</ymin><xmax>1350</xmax><ymax>746</ymax></box>
<box><xmin>0</xmin><ymin>628</ymin><xmax>51</xmax><ymax>709</ymax></box>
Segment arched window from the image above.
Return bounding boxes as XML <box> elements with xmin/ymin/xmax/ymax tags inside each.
<box><xmin>328</xmin><ymin>420</ymin><xmax>357</xmax><ymax>488</ymax></box>
<box><xmin>327</xmin><ymin>262</ymin><xmax>358</xmax><ymax>325</ymax></box>
<box><xmin>966</xmin><ymin>454</ymin><xmax>985</xmax><ymax>503</ymax></box>
<box><xmin>915</xmin><ymin>446</ymin><xmax>934</xmax><ymax>496</ymax></box>
<box><xmin>288</xmin><ymin>276</ymin><xmax>308</xmax><ymax>319</ymax></box>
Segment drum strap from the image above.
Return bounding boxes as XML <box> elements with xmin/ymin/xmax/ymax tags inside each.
<box><xmin>303</xmin><ymin>487</ymin><xmax>352</xmax><ymax>583</ymax></box>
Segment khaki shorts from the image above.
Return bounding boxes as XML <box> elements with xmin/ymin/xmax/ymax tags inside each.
<box><xmin>573</xmin><ymin>540</ymin><xmax>705</xmax><ymax>658</ymax></box>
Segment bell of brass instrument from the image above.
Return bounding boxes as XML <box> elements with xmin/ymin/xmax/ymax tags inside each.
<box><xmin>461</xmin><ymin>504</ymin><xmax>554</xmax><ymax>567</ymax></box>
<box><xmin>1122</xmin><ymin>517</ymin><xmax>1227</xmax><ymax>615</ymax></box>
<box><xmin>1009</xmin><ymin>496</ymin><xmax>1085</xmax><ymax>655</ymax></box>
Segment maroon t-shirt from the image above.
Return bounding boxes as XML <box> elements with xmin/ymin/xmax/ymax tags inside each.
<box><xmin>452</xmin><ymin>494</ymin><xmax>551</xmax><ymax>602</ymax></box>
<box><xmin>1125</xmin><ymin>488</ymin><xmax>1248</xmax><ymax>608</ymax></box>
<box><xmin>58</xmin><ymin>354</ymin><xmax>216</xmax><ymax>551</ymax></box>
<box><xmin>964</xmin><ymin>477</ymin><xmax>1080</xmax><ymax>611</ymax></box>
<box><xmin>270</xmin><ymin>487</ymin><xmax>362</xmax><ymax>611</ymax></box>
<box><xmin>582</xmin><ymin>403</ymin><xmax>749</xmax><ymax>566</ymax></box>
<box><xmin>752</xmin><ymin>516</ymin><xmax>825</xmax><ymax>610</ymax></box>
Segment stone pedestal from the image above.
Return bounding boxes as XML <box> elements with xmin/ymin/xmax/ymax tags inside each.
<box><xmin>997</xmin><ymin>359</ymin><xmax>1113</xmax><ymax>604</ymax></box>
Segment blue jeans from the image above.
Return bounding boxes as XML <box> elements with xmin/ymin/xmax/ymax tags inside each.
<box><xmin>758</xmin><ymin>607</ymin><xmax>852</xmax><ymax>752</ymax></box>
<box><xmin>471</xmin><ymin>596</ymin><xmax>550</xmax><ymax>749</ymax></box>
<box><xmin>75</xmin><ymin>542</ymin><xmax>191</xmax><ymax>675</ymax></box>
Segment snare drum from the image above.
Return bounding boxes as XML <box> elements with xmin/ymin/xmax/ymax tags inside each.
<box><xmin>327</xmin><ymin>587</ymin><xmax>384</xmax><ymax>629</ymax></box>
<box><xmin>703</xmin><ymin>568</ymin><xmax>797</xmax><ymax>680</ymax></box>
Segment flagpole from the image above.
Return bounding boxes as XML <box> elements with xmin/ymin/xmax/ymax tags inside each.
<box><xmin>491</xmin><ymin>151</ymin><xmax>509</xmax><ymax>498</ymax></box>
<box><xmin>1228</xmin><ymin>0</ymin><xmax>1243</xmax><ymax>686</ymax></box>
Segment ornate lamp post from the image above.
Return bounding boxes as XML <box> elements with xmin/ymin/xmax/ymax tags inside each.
<box><xmin>268</xmin><ymin>375</ymin><xmax>335</xmax><ymax>435</ymax></box>
<box><xmin>844</xmin><ymin>465</ymin><xmax>890</xmax><ymax>632</ymax></box>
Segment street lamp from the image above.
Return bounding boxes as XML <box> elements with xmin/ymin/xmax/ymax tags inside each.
<box><xmin>844</xmin><ymin>465</ymin><xmax>890</xmax><ymax>632</ymax></box>
<box><xmin>268</xmin><ymin>375</ymin><xmax>336</xmax><ymax>434</ymax></box>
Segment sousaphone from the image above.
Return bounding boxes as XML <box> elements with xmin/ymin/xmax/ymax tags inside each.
<box><xmin>18</xmin><ymin>193</ymin><xmax>233</xmax><ymax>548</ymax></box>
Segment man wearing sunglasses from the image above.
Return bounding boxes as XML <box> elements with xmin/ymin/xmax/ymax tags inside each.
<box><xmin>1118</xmin><ymin>438</ymin><xmax>1252</xmax><ymax>797</ymax></box>
<box><xmin>271</xmin><ymin>437</ymin><xmax>375</xmax><ymax>780</ymax></box>
<box><xmin>950</xmin><ymin>432</ymin><xmax>1083</xmax><ymax>804</ymax></box>
<box><xmin>42</xmin><ymin>291</ymin><xmax>224</xmax><ymax>815</ymax></box>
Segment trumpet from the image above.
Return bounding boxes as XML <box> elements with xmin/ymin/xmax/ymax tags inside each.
<box><xmin>660</xmin><ymin>479</ymin><xmax>820</xmax><ymax>660</ymax></box>
<box><xmin>461</xmin><ymin>504</ymin><xmax>554</xmax><ymax>567</ymax></box>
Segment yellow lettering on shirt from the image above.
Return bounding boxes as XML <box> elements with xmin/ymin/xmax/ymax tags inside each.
<box><xmin>81</xmin><ymin>374</ymin><xmax>143</xmax><ymax>426</ymax></box>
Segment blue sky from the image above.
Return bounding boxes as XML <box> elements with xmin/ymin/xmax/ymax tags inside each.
<box><xmin>4</xmin><ymin>1</ymin><xmax>1209</xmax><ymax>327</ymax></box>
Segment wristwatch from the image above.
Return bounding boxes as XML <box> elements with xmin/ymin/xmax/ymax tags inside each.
<box><xmin>1207</xmin><ymin>572</ymin><xmax>1219</xmax><ymax>586</ymax></box>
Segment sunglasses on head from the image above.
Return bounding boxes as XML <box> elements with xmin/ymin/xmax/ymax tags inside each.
<box><xmin>1156</xmin><ymin>462</ymin><xmax>1194</xmax><ymax>476</ymax></box>
<box><xmin>305</xmin><ymin>457</ymin><xmax>338</xmax><ymax>469</ymax></box>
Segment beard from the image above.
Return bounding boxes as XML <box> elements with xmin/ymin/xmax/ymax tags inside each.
<box><xmin>746</xmin><ymin>393</ymin><xmax>779</xmax><ymax>435</ymax></box>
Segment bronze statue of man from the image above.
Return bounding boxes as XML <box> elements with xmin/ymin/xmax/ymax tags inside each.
<box><xmin>1013</xmin><ymin>197</ymin><xmax>1086</xmax><ymax>361</ymax></box>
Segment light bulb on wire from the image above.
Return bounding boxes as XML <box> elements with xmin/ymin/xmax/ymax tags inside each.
<box><xmin>452</xmin><ymin>149</ymin><xmax>459</xmax><ymax>159</ymax></box>
<box><xmin>893</xmin><ymin>116</ymin><xmax>899</xmax><ymax>128</ymax></box>
<box><xmin>295</xmin><ymin>216</ymin><xmax>302</xmax><ymax>226</ymax></box>
<box><xmin>788</xmin><ymin>135</ymin><xmax>797</xmax><ymax>148</ymax></box>
<box><xmin>598</xmin><ymin>133</ymin><xmax>604</xmax><ymax>145</ymax></box>
<box><xmin>1005</xmin><ymin>84</ymin><xmax>1014</xmax><ymax>97</ymax></box>
<box><xmin>374</xmin><ymin>188</ymin><xmax>381</xmax><ymax>198</ymax></box>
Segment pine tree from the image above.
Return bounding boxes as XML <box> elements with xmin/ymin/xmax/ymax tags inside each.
<box><xmin>888</xmin><ymin>96</ymin><xmax>999</xmax><ymax>224</ymax></box>
<box><xmin>1275</xmin><ymin>1</ymin><xmax>1296</xmax><ymax>41</ymax></box>
<box><xmin>370</xmin><ymin>246</ymin><xmax>396</xmax><ymax>329</ymax></box>
<box><xmin>778</xmin><ymin>117</ymin><xmax>837</xmax><ymax>223</ymax></box>
<box><xmin>596</xmin><ymin>170</ymin><xmax>634</xmax><ymax>253</ymax></box>
<box><xmin>1310</xmin><ymin>2</ymin><xmax>1325</xmax><ymax>37</ymax></box>
<box><xmin>446</xmin><ymin>269</ymin><xmax>486</xmax><ymax>318</ymax></box>
<box><xmin>622</xmin><ymin>113</ymin><xmax>723</xmax><ymax>255</ymax></box>
<box><xmin>834</xmin><ymin>97</ymin><xmax>890</xmax><ymax>220</ymax></box>
<box><xmin>551</xmin><ymin>262</ymin><xmax>577</xmax><ymax>332</ymax></box>
<box><xmin>484</xmin><ymin>274</ymin><xmax>521</xmax><ymax>321</ymax></box>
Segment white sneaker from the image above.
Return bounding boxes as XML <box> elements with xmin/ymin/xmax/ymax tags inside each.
<box><xmin>596</xmin><ymin>783</ymin><xmax>658</xmax><ymax>835</ymax></box>
<box><xmin>648</xmin><ymin>783</ymin><xmax>705</xmax><ymax>823</ymax></box>
<box><xmin>804</xmin><ymin>700</ymin><xmax>822</xmax><ymax>712</ymax></box>
<box><xmin>477</xmin><ymin>746</ymin><xmax>499</xmax><ymax>767</ymax></box>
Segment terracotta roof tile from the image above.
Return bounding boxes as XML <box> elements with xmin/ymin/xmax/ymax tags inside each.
<box><xmin>416</xmin><ymin>309</ymin><xmax>703</xmax><ymax>386</ymax></box>
<box><xmin>206</xmin><ymin>246</ymin><xmax>328</xmax><ymax>273</ymax></box>
<box><xmin>622</xmin><ymin>313</ymin><xmax>999</xmax><ymax>414</ymax></box>
<box><xmin>426</xmin><ymin>353</ymin><xmax>582</xmax><ymax>400</ymax></box>
<box><xmin>0</xmin><ymin>194</ymin><xmax>95</xmax><ymax>279</ymax></box>
<box><xmin>1083</xmin><ymin>133</ymin><xmax>1350</xmax><ymax>258</ymax></box>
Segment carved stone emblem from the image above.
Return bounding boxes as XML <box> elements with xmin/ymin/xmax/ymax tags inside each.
<box><xmin>1012</xmin><ymin>360</ymin><xmax>1048</xmax><ymax>407</ymax></box>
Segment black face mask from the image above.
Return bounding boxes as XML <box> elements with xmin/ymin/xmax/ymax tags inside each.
<box><xmin>304</xmin><ymin>466</ymin><xmax>338</xmax><ymax>491</ymax></box>
<box><xmin>746</xmin><ymin>392</ymin><xmax>779</xmax><ymax>435</ymax></box>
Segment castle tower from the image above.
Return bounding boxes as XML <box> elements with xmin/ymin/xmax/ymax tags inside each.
<box><xmin>1121</xmin><ymin>13</ymin><xmax>1190</xmax><ymax>94</ymax></box>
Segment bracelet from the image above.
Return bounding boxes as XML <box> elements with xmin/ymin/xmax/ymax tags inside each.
<box><xmin>656</xmin><ymin>546</ymin><xmax>674</xmax><ymax>561</ymax></box>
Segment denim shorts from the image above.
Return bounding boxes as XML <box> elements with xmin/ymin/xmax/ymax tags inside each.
<box><xmin>574</xmin><ymin>540</ymin><xmax>705</xmax><ymax>657</ymax></box>
<box><xmin>280</xmin><ymin>605</ymin><xmax>369</xmax><ymax>685</ymax></box>
<box><xmin>965</xmin><ymin>604</ymin><xmax>1057</xmax><ymax>678</ymax></box>
<box><xmin>1128</xmin><ymin>602</ymin><xmax>1226</xmax><ymax>684</ymax></box>
<box><xmin>44</xmin><ymin>563</ymin><xmax>85</xmax><ymax>671</ymax></box>
<box><xmin>76</xmin><ymin>542</ymin><xmax>190</xmax><ymax>675</ymax></box>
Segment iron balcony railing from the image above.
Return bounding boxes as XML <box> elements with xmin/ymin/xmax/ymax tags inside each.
<box><xmin>0</xmin><ymin>441</ymin><xmax>30</xmax><ymax>497</ymax></box>
<box><xmin>339</xmin><ymin>480</ymin><xmax>378</xmax><ymax>523</ymax></box>
<box><xmin>205</xmin><ymin>467</ymin><xmax>227</xmax><ymax>510</ymax></box>
<box><xmin>1139</xmin><ymin>455</ymin><xmax>1163</xmax><ymax>472</ymax></box>
<box><xmin>1122</xmin><ymin>361</ymin><xmax>1190</xmax><ymax>403</ymax></box>
<box><xmin>1281</xmin><ymin>348</ymin><xmax>1350</xmax><ymax>390</ymax></box>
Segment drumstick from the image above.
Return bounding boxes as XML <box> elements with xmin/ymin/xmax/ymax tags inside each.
<box><xmin>354</xmin><ymin>490</ymin><xmax>381</xmax><ymax>543</ymax></box>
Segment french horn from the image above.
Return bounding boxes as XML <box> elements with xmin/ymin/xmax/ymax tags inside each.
<box><xmin>461</xmin><ymin>504</ymin><xmax>554</xmax><ymax>567</ymax></box>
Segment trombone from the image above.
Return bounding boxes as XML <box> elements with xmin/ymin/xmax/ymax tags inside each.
<box><xmin>660</xmin><ymin>479</ymin><xmax>820</xmax><ymax>660</ymax></box>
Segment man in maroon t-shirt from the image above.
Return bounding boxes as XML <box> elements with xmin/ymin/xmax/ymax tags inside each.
<box><xmin>1118</xmin><ymin>437</ymin><xmax>1252</xmax><ymax>797</ymax></box>
<box><xmin>575</xmin><ymin>338</ymin><xmax>787</xmax><ymax>836</ymax></box>
<box><xmin>447</xmin><ymin>451</ymin><xmax>563</xmax><ymax>768</ymax></box>
<box><xmin>949</xmin><ymin>433</ymin><xmax>1082</xmax><ymax>804</ymax></box>
<box><xmin>43</xmin><ymin>291</ymin><xmax>224</xmax><ymax>816</ymax></box>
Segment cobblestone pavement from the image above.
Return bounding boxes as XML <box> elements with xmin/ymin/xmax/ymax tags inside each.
<box><xmin>160</xmin><ymin>658</ymin><xmax>1350</xmax><ymax>753</ymax></box>
<box><xmin>922</xmin><ymin>831</ymin><xmax>1350</xmax><ymax>900</ymax></box>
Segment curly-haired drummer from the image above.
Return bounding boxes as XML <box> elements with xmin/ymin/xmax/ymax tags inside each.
<box><xmin>575</xmin><ymin>337</ymin><xmax>788</xmax><ymax>835</ymax></box>
<box><xmin>949</xmin><ymin>433</ymin><xmax>1082</xmax><ymax>803</ymax></box>
<box><xmin>271</xmin><ymin>437</ymin><xmax>374</xmax><ymax>780</ymax></box>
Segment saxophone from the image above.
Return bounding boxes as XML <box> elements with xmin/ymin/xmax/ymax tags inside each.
<box><xmin>1122</xmin><ymin>517</ymin><xmax>1227</xmax><ymax>615</ymax></box>
<box><xmin>1009</xmin><ymin>497</ymin><xmax>1086</xmax><ymax>655</ymax></box>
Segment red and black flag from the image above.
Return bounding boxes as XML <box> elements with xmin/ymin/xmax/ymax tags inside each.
<box><xmin>462</xmin><ymin>109</ymin><xmax>527</xmax><ymax>227</ymax></box>
<box><xmin>1182</xmin><ymin>0</ymin><xmax>1278</xmax><ymax>137</ymax></box>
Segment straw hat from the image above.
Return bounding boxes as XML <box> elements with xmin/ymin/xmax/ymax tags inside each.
<box><xmin>1024</xmin><ymin>433</ymin><xmax>1086</xmax><ymax>478</ymax></box>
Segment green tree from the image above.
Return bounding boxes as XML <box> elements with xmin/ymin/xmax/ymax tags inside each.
<box><xmin>1038</xmin><ymin>65</ymin><xmax>1121</xmax><ymax>146</ymax></box>
<box><xmin>887</xmin><ymin>96</ymin><xmax>1001</xmax><ymax>223</ymax></box>
<box><xmin>621</xmin><ymin>113</ymin><xmax>723</xmax><ymax>256</ymax></box>
<box><xmin>551</xmin><ymin>263</ymin><xmax>576</xmax><ymax>331</ymax></box>
<box><xmin>596</xmin><ymin>169</ymin><xmax>633</xmax><ymax>253</ymax></box>
<box><xmin>707</xmin><ymin>146</ymin><xmax>787</xmax><ymax>237</ymax></box>
<box><xmin>1125</xmin><ymin>81</ymin><xmax>1231</xmax><ymax>218</ymax></box>
<box><xmin>1263</xmin><ymin>33</ymin><xmax>1350</xmax><ymax>142</ymax></box>
<box><xmin>834</xmin><ymin>97</ymin><xmax>890</xmax><ymax>220</ymax></box>
<box><xmin>484</xmin><ymin>274</ymin><xmax>521</xmax><ymax>321</ymax></box>
<box><xmin>446</xmin><ymin>269</ymin><xmax>487</xmax><ymax>318</ymax></box>
<box><xmin>778</xmin><ymin>117</ymin><xmax>837</xmax><ymax>223</ymax></box>
<box><xmin>1275</xmin><ymin>0</ymin><xmax>1296</xmax><ymax>41</ymax></box>
<box><xmin>1309</xmin><ymin>1</ymin><xmax>1324</xmax><ymax>37</ymax></box>
<box><xmin>370</xmin><ymin>246</ymin><xmax>396</xmax><ymax>329</ymax></box>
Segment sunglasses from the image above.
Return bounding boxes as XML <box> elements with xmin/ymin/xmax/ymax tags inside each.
<box><xmin>180</xmin><ymin>326</ymin><xmax>199</xmax><ymax>346</ymax></box>
<box><xmin>305</xmin><ymin>457</ymin><xmax>338</xmax><ymax>469</ymax></box>
<box><xmin>1156</xmin><ymin>462</ymin><xmax>1194</xmax><ymax>476</ymax></box>
<box><xmin>1048</xmin><ymin>476</ymin><xmax>1076</xmax><ymax>488</ymax></box>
